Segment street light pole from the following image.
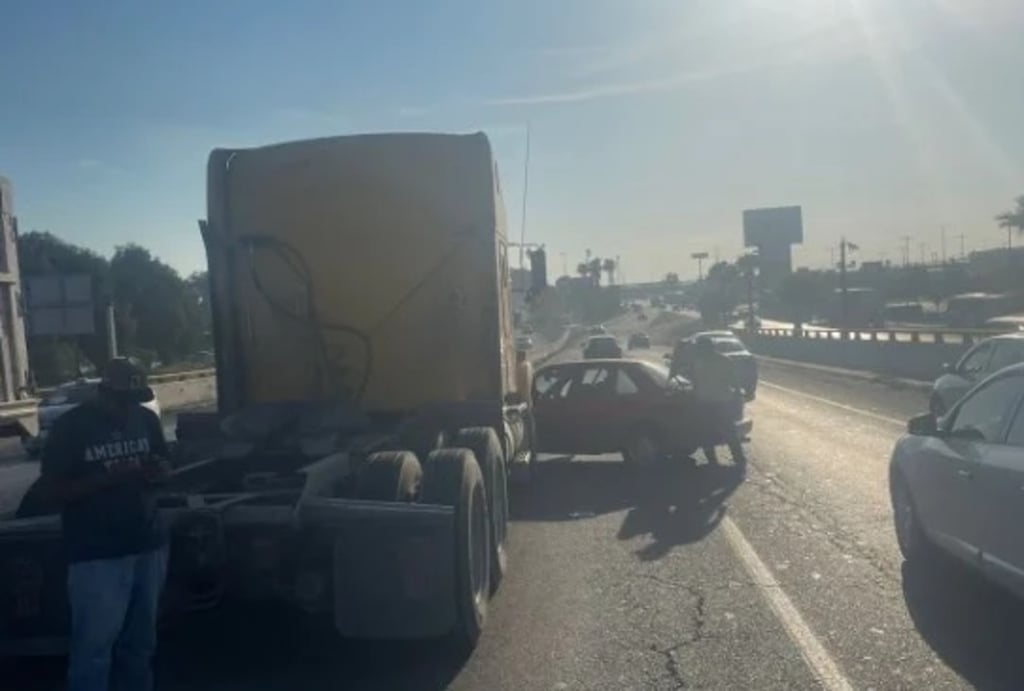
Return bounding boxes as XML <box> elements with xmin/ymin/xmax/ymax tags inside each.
<box><xmin>690</xmin><ymin>251</ymin><xmax>709</xmax><ymax>281</ymax></box>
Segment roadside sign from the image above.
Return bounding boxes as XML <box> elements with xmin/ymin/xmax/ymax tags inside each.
<box><xmin>24</xmin><ymin>274</ymin><xmax>95</xmax><ymax>336</ymax></box>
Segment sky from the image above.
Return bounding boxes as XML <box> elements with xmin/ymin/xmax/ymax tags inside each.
<box><xmin>2</xmin><ymin>0</ymin><xmax>1023</xmax><ymax>281</ymax></box>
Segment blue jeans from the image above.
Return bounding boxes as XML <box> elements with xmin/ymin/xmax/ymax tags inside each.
<box><xmin>67</xmin><ymin>546</ymin><xmax>169</xmax><ymax>691</ymax></box>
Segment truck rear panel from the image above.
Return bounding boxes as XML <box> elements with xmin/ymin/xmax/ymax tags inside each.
<box><xmin>204</xmin><ymin>132</ymin><xmax>516</xmax><ymax>415</ymax></box>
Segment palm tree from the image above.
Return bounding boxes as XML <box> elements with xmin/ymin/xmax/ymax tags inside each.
<box><xmin>601</xmin><ymin>258</ymin><xmax>616</xmax><ymax>285</ymax></box>
<box><xmin>587</xmin><ymin>257</ymin><xmax>603</xmax><ymax>286</ymax></box>
<box><xmin>996</xmin><ymin>194</ymin><xmax>1024</xmax><ymax>250</ymax></box>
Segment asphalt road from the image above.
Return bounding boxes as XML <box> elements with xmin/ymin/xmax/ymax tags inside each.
<box><xmin>8</xmin><ymin>314</ymin><xmax>1024</xmax><ymax>689</ymax></box>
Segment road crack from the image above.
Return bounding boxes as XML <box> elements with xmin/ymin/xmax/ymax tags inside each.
<box><xmin>650</xmin><ymin>583</ymin><xmax>708</xmax><ymax>690</ymax></box>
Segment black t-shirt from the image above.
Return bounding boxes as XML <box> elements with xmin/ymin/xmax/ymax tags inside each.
<box><xmin>40</xmin><ymin>400</ymin><xmax>169</xmax><ymax>563</ymax></box>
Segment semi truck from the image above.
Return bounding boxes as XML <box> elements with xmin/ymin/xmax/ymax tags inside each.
<box><xmin>0</xmin><ymin>132</ymin><xmax>532</xmax><ymax>653</ymax></box>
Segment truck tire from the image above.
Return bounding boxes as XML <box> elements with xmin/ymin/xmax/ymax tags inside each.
<box><xmin>398</xmin><ymin>416</ymin><xmax>447</xmax><ymax>463</ymax></box>
<box><xmin>453</xmin><ymin>427</ymin><xmax>508</xmax><ymax>592</ymax></box>
<box><xmin>421</xmin><ymin>448</ymin><xmax>490</xmax><ymax>650</ymax></box>
<box><xmin>356</xmin><ymin>451</ymin><xmax>422</xmax><ymax>502</ymax></box>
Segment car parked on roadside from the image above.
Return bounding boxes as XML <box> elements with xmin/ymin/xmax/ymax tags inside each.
<box><xmin>24</xmin><ymin>378</ymin><xmax>162</xmax><ymax>458</ymax></box>
<box><xmin>930</xmin><ymin>333</ymin><xmax>1024</xmax><ymax>417</ymax></box>
<box><xmin>582</xmin><ymin>335</ymin><xmax>623</xmax><ymax>359</ymax></box>
<box><xmin>890</xmin><ymin>363</ymin><xmax>1024</xmax><ymax>598</ymax></box>
<box><xmin>669</xmin><ymin>331</ymin><xmax>758</xmax><ymax>400</ymax></box>
<box><xmin>627</xmin><ymin>333</ymin><xmax>651</xmax><ymax>350</ymax></box>
<box><xmin>531</xmin><ymin>359</ymin><xmax>751</xmax><ymax>464</ymax></box>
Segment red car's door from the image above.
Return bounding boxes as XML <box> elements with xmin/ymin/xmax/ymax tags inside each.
<box><xmin>532</xmin><ymin>365</ymin><xmax>580</xmax><ymax>454</ymax></box>
<box><xmin>558</xmin><ymin>365</ymin><xmax>619</xmax><ymax>454</ymax></box>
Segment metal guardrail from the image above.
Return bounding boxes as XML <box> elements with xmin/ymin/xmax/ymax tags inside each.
<box><xmin>741</xmin><ymin>325</ymin><xmax>1010</xmax><ymax>346</ymax></box>
<box><xmin>148</xmin><ymin>368</ymin><xmax>216</xmax><ymax>384</ymax></box>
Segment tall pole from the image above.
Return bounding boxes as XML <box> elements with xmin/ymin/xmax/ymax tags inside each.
<box><xmin>691</xmin><ymin>251</ymin><xmax>708</xmax><ymax>281</ymax></box>
<box><xmin>106</xmin><ymin>302</ymin><xmax>118</xmax><ymax>360</ymax></box>
<box><xmin>839</xmin><ymin>238</ymin><xmax>848</xmax><ymax>328</ymax></box>
<box><xmin>940</xmin><ymin>225</ymin><xmax>947</xmax><ymax>265</ymax></box>
<box><xmin>518</xmin><ymin>123</ymin><xmax>531</xmax><ymax>272</ymax></box>
<box><xmin>900</xmin><ymin>235</ymin><xmax>911</xmax><ymax>266</ymax></box>
<box><xmin>956</xmin><ymin>233</ymin><xmax>966</xmax><ymax>259</ymax></box>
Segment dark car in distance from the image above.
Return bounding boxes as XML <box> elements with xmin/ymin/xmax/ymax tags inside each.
<box><xmin>583</xmin><ymin>335</ymin><xmax>623</xmax><ymax>359</ymax></box>
<box><xmin>531</xmin><ymin>359</ymin><xmax>752</xmax><ymax>465</ymax></box>
<box><xmin>627</xmin><ymin>333</ymin><xmax>651</xmax><ymax>349</ymax></box>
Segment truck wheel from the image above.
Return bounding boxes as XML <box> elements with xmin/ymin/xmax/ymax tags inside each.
<box><xmin>356</xmin><ymin>451</ymin><xmax>422</xmax><ymax>502</ymax></box>
<box><xmin>398</xmin><ymin>417</ymin><xmax>447</xmax><ymax>462</ymax></box>
<box><xmin>421</xmin><ymin>448</ymin><xmax>490</xmax><ymax>649</ymax></box>
<box><xmin>453</xmin><ymin>427</ymin><xmax>508</xmax><ymax>592</ymax></box>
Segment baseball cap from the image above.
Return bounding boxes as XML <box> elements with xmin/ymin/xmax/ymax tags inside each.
<box><xmin>99</xmin><ymin>357</ymin><xmax>155</xmax><ymax>403</ymax></box>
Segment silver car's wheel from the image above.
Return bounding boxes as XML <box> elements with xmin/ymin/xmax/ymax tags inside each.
<box><xmin>892</xmin><ymin>474</ymin><xmax>929</xmax><ymax>561</ymax></box>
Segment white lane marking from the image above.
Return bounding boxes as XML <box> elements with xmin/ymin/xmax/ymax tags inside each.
<box><xmin>721</xmin><ymin>516</ymin><xmax>854</xmax><ymax>691</ymax></box>
<box><xmin>760</xmin><ymin>381</ymin><xmax>905</xmax><ymax>426</ymax></box>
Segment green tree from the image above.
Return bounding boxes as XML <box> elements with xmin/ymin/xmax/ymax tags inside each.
<box><xmin>698</xmin><ymin>261</ymin><xmax>742</xmax><ymax>326</ymax></box>
<box><xmin>776</xmin><ymin>270</ymin><xmax>827</xmax><ymax>324</ymax></box>
<box><xmin>996</xmin><ymin>194</ymin><xmax>1024</xmax><ymax>245</ymax></box>
<box><xmin>109</xmin><ymin>244</ymin><xmax>205</xmax><ymax>366</ymax></box>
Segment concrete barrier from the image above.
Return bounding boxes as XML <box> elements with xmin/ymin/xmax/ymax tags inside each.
<box><xmin>740</xmin><ymin>330</ymin><xmax>967</xmax><ymax>382</ymax></box>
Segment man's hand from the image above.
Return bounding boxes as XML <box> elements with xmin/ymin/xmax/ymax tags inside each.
<box><xmin>142</xmin><ymin>458</ymin><xmax>173</xmax><ymax>485</ymax></box>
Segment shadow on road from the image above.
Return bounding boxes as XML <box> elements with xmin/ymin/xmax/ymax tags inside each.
<box><xmin>1</xmin><ymin>605</ymin><xmax>468</xmax><ymax>691</ymax></box>
<box><xmin>152</xmin><ymin>605</ymin><xmax>467</xmax><ymax>691</ymax></box>
<box><xmin>902</xmin><ymin>556</ymin><xmax>1024</xmax><ymax>690</ymax></box>
<box><xmin>513</xmin><ymin>455</ymin><xmax>744</xmax><ymax>561</ymax></box>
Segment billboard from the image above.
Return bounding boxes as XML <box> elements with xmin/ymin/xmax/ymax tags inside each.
<box><xmin>743</xmin><ymin>206</ymin><xmax>803</xmax><ymax>247</ymax></box>
<box><xmin>24</xmin><ymin>274</ymin><xmax>95</xmax><ymax>336</ymax></box>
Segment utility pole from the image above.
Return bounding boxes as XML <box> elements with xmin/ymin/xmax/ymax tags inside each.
<box><xmin>839</xmin><ymin>238</ymin><xmax>848</xmax><ymax>328</ymax></box>
<box><xmin>106</xmin><ymin>302</ymin><xmax>118</xmax><ymax>360</ymax></box>
<box><xmin>900</xmin><ymin>235</ymin><xmax>912</xmax><ymax>267</ymax></box>
<box><xmin>940</xmin><ymin>225</ymin><xmax>947</xmax><ymax>264</ymax></box>
<box><xmin>956</xmin><ymin>233</ymin><xmax>966</xmax><ymax>260</ymax></box>
<box><xmin>829</xmin><ymin>246</ymin><xmax>835</xmax><ymax>269</ymax></box>
<box><xmin>690</xmin><ymin>251</ymin><xmax>709</xmax><ymax>281</ymax></box>
<box><xmin>518</xmin><ymin>123</ymin><xmax>531</xmax><ymax>272</ymax></box>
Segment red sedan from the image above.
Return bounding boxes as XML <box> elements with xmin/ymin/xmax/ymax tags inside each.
<box><xmin>531</xmin><ymin>359</ymin><xmax>751</xmax><ymax>465</ymax></box>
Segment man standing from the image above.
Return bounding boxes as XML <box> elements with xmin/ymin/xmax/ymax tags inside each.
<box><xmin>690</xmin><ymin>336</ymin><xmax>745</xmax><ymax>467</ymax></box>
<box><xmin>41</xmin><ymin>358</ymin><xmax>170</xmax><ymax>691</ymax></box>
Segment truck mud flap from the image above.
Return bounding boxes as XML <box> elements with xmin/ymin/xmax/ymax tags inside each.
<box><xmin>299</xmin><ymin>498</ymin><xmax>457</xmax><ymax>640</ymax></box>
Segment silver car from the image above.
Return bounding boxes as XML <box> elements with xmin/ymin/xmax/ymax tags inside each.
<box><xmin>891</xmin><ymin>363</ymin><xmax>1024</xmax><ymax>597</ymax></box>
<box><xmin>930</xmin><ymin>333</ymin><xmax>1024</xmax><ymax>416</ymax></box>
